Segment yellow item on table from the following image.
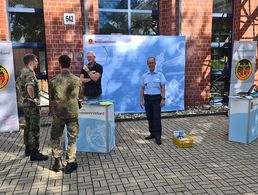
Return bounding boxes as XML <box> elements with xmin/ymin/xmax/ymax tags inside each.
<box><xmin>99</xmin><ymin>101</ymin><xmax>113</xmax><ymax>105</ymax></box>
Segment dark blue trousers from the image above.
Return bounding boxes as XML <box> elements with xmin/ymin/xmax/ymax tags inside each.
<box><xmin>144</xmin><ymin>95</ymin><xmax>162</xmax><ymax>141</ymax></box>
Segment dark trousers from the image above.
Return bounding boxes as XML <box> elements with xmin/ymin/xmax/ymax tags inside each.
<box><xmin>144</xmin><ymin>95</ymin><xmax>162</xmax><ymax>140</ymax></box>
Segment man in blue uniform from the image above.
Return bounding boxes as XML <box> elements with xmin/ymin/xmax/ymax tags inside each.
<box><xmin>140</xmin><ymin>57</ymin><xmax>166</xmax><ymax>145</ymax></box>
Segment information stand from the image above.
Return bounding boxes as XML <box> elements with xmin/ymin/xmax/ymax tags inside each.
<box><xmin>65</xmin><ymin>101</ymin><xmax>115</xmax><ymax>153</ymax></box>
<box><xmin>229</xmin><ymin>96</ymin><xmax>258</xmax><ymax>144</ymax></box>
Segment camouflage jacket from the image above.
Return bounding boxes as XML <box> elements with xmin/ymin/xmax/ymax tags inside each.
<box><xmin>49</xmin><ymin>70</ymin><xmax>81</xmax><ymax>118</ymax></box>
<box><xmin>17</xmin><ymin>67</ymin><xmax>40</xmax><ymax>105</ymax></box>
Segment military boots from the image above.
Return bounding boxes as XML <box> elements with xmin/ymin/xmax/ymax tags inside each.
<box><xmin>30</xmin><ymin>150</ymin><xmax>49</xmax><ymax>161</ymax></box>
<box><xmin>25</xmin><ymin>146</ymin><xmax>30</xmax><ymax>156</ymax></box>
<box><xmin>25</xmin><ymin>144</ymin><xmax>39</xmax><ymax>157</ymax></box>
<box><xmin>65</xmin><ymin>161</ymin><xmax>78</xmax><ymax>174</ymax></box>
<box><xmin>52</xmin><ymin>157</ymin><xmax>64</xmax><ymax>172</ymax></box>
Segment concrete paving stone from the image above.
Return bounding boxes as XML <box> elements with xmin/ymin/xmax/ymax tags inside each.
<box><xmin>83</xmin><ymin>176</ymin><xmax>93</xmax><ymax>183</ymax></box>
<box><xmin>135</xmin><ymin>181</ymin><xmax>147</xmax><ymax>189</ymax></box>
<box><xmin>188</xmin><ymin>189</ymin><xmax>207</xmax><ymax>194</ymax></box>
<box><xmin>4</xmin><ymin>192</ymin><xmax>14</xmax><ymax>195</ymax></box>
<box><xmin>37</xmin><ymin>187</ymin><xmax>49</xmax><ymax>194</ymax></box>
<box><xmin>118</xmin><ymin>172</ymin><xmax>134</xmax><ymax>179</ymax></box>
<box><xmin>0</xmin><ymin>187</ymin><xmax>14</xmax><ymax>193</ymax></box>
<box><xmin>109</xmin><ymin>185</ymin><xmax>118</xmax><ymax>193</ymax></box>
<box><xmin>46</xmin><ymin>186</ymin><xmax>62</xmax><ymax>192</ymax></box>
<box><xmin>184</xmin><ymin>183</ymin><xmax>196</xmax><ymax>191</ymax></box>
<box><xmin>156</xmin><ymin>186</ymin><xmax>167</xmax><ymax>194</ymax></box>
<box><xmin>134</xmin><ymin>175</ymin><xmax>149</xmax><ymax>181</ymax></box>
<box><xmin>91</xmin><ymin>176</ymin><xmax>106</xmax><ymax>182</ymax></box>
<box><xmin>152</xmin><ymin>181</ymin><xmax>168</xmax><ymax>187</ymax></box>
<box><xmin>77</xmin><ymin>183</ymin><xmax>93</xmax><ymax>190</ymax></box>
<box><xmin>53</xmin><ymin>193</ymin><xmax>62</xmax><ymax>195</ymax></box>
<box><xmin>234</xmin><ymin>185</ymin><xmax>251</xmax><ymax>194</ymax></box>
<box><xmin>173</xmin><ymin>186</ymin><xmax>187</xmax><ymax>193</ymax></box>
<box><xmin>30</xmin><ymin>189</ymin><xmax>39</xmax><ymax>194</ymax></box>
<box><xmin>133</xmin><ymin>189</ymin><xmax>143</xmax><ymax>195</ymax></box>
<box><xmin>107</xmin><ymin>179</ymin><xmax>122</xmax><ymax>186</ymax></box>
<box><xmin>162</xmin><ymin>185</ymin><xmax>174</xmax><ymax>193</ymax></box>
<box><xmin>92</xmin><ymin>180</ymin><xmax>101</xmax><ymax>188</ymax></box>
<box><xmin>121</xmin><ymin>178</ymin><xmax>130</xmax><ymax>184</ymax></box>
<box><xmin>62</xmin><ymin>191</ymin><xmax>79</xmax><ymax>195</ymax></box>
<box><xmin>176</xmin><ymin>192</ymin><xmax>185</xmax><ymax>195</ymax></box>
<box><xmin>140</xmin><ymin>187</ymin><xmax>158</xmax><ymax>193</ymax></box>
<box><xmin>179</xmin><ymin>178</ymin><xmax>196</xmax><ymax>184</ymax></box>
<box><xmin>243</xmin><ymin>193</ymin><xmax>257</xmax><ymax>195</ymax></box>
<box><xmin>94</xmin><ymin>189</ymin><xmax>110</xmax><ymax>195</ymax></box>
<box><xmin>85</xmin><ymin>189</ymin><xmax>94</xmax><ymax>195</ymax></box>
<box><xmin>190</xmin><ymin>182</ymin><xmax>203</xmax><ymax>190</ymax></box>
<box><xmin>62</xmin><ymin>179</ymin><xmax>78</xmax><ymax>185</ymax></box>
<box><xmin>183</xmin><ymin>191</ymin><xmax>193</xmax><ymax>195</ymax></box>
<box><xmin>172</xmin><ymin>177</ymin><xmax>184</xmax><ymax>185</ymax></box>
<box><xmin>223</xmin><ymin>189</ymin><xmax>241</xmax><ymax>194</ymax></box>
<box><xmin>116</xmin><ymin>185</ymin><xmax>126</xmax><ymax>192</ymax></box>
<box><xmin>199</xmin><ymin>183</ymin><xmax>217</xmax><ymax>190</ymax></box>
<box><xmin>124</xmin><ymin>185</ymin><xmax>141</xmax><ymax>192</ymax></box>
<box><xmin>239</xmin><ymin>185</ymin><xmax>254</xmax><ymax>193</ymax></box>
<box><xmin>110</xmin><ymin>192</ymin><xmax>127</xmax><ymax>195</ymax></box>
<box><xmin>10</xmin><ymin>190</ymin><xmax>30</xmax><ymax>194</ymax></box>
<box><xmin>211</xmin><ymin>180</ymin><xmax>225</xmax><ymax>188</ymax></box>
<box><xmin>143</xmin><ymin>181</ymin><xmax>155</xmax><ymax>188</ymax></box>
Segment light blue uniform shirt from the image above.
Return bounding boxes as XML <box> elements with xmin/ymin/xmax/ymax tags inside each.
<box><xmin>141</xmin><ymin>70</ymin><xmax>166</xmax><ymax>95</ymax></box>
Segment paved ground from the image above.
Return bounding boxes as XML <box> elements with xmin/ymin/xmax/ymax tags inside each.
<box><xmin>1</xmin><ymin>114</ymin><xmax>258</xmax><ymax>195</ymax></box>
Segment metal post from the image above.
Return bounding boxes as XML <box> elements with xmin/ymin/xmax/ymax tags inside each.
<box><xmin>178</xmin><ymin>0</ymin><xmax>182</xmax><ymax>35</ymax></box>
<box><xmin>84</xmin><ymin>0</ymin><xmax>89</xmax><ymax>34</ymax></box>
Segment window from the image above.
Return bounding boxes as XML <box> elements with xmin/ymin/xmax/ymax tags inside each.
<box><xmin>98</xmin><ymin>0</ymin><xmax>159</xmax><ymax>35</ymax></box>
<box><xmin>210</xmin><ymin>0</ymin><xmax>233</xmax><ymax>101</ymax></box>
<box><xmin>8</xmin><ymin>0</ymin><xmax>43</xmax><ymax>9</ymax></box>
<box><xmin>213</xmin><ymin>0</ymin><xmax>233</xmax><ymax>14</ymax></box>
<box><xmin>7</xmin><ymin>0</ymin><xmax>47</xmax><ymax>80</ymax></box>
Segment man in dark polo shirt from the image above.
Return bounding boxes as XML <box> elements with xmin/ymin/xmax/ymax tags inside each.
<box><xmin>80</xmin><ymin>51</ymin><xmax>103</xmax><ymax>100</ymax></box>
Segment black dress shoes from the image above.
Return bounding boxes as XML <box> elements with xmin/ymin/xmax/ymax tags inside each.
<box><xmin>156</xmin><ymin>140</ymin><xmax>162</xmax><ymax>145</ymax></box>
<box><xmin>145</xmin><ymin>135</ymin><xmax>155</xmax><ymax>140</ymax></box>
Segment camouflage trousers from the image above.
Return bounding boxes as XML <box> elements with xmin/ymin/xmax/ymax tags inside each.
<box><xmin>23</xmin><ymin>104</ymin><xmax>40</xmax><ymax>150</ymax></box>
<box><xmin>51</xmin><ymin>116</ymin><xmax>79</xmax><ymax>163</ymax></box>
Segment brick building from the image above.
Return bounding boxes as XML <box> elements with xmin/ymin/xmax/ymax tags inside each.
<box><xmin>0</xmin><ymin>0</ymin><xmax>257</xmax><ymax>107</ymax></box>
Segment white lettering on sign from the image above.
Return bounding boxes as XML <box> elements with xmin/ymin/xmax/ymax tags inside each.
<box><xmin>64</xmin><ymin>13</ymin><xmax>75</xmax><ymax>25</ymax></box>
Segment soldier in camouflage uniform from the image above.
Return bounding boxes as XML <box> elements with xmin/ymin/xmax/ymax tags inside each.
<box><xmin>49</xmin><ymin>55</ymin><xmax>81</xmax><ymax>174</ymax></box>
<box><xmin>19</xmin><ymin>54</ymin><xmax>48</xmax><ymax>161</ymax></box>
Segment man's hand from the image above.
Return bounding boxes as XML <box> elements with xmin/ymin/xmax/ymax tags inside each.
<box><xmin>34</xmin><ymin>98</ymin><xmax>40</xmax><ymax>105</ymax></box>
<box><xmin>140</xmin><ymin>99</ymin><xmax>144</xmax><ymax>109</ymax></box>
<box><xmin>160</xmin><ymin>99</ymin><xmax>165</xmax><ymax>107</ymax></box>
<box><xmin>83</xmin><ymin>65</ymin><xmax>89</xmax><ymax>72</ymax></box>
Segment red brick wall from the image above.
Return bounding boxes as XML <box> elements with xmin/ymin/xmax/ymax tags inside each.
<box><xmin>233</xmin><ymin>0</ymin><xmax>258</xmax><ymax>82</ymax></box>
<box><xmin>88</xmin><ymin>0</ymin><xmax>98</xmax><ymax>34</ymax></box>
<box><xmin>43</xmin><ymin>0</ymin><xmax>85</xmax><ymax>78</ymax></box>
<box><xmin>159</xmin><ymin>0</ymin><xmax>178</xmax><ymax>35</ymax></box>
<box><xmin>0</xmin><ymin>0</ymin><xmax>8</xmax><ymax>41</ymax></box>
<box><xmin>181</xmin><ymin>0</ymin><xmax>213</xmax><ymax>106</ymax></box>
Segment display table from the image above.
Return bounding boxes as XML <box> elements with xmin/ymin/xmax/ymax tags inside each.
<box><xmin>229</xmin><ymin>96</ymin><xmax>258</xmax><ymax>144</ymax></box>
<box><xmin>66</xmin><ymin>101</ymin><xmax>115</xmax><ymax>153</ymax></box>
